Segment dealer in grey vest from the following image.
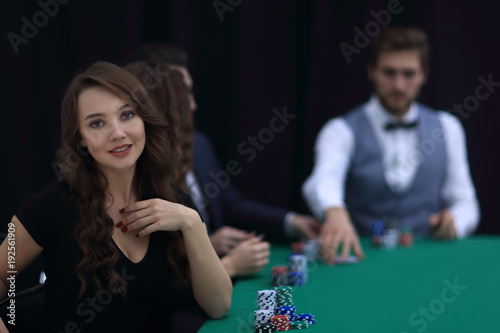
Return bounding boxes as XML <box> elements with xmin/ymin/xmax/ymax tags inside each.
<box><xmin>343</xmin><ymin>103</ymin><xmax>446</xmax><ymax>236</ymax></box>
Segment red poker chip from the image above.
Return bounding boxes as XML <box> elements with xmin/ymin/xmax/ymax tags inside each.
<box><xmin>292</xmin><ymin>242</ymin><xmax>305</xmax><ymax>254</ymax></box>
<box><xmin>271</xmin><ymin>266</ymin><xmax>288</xmax><ymax>274</ymax></box>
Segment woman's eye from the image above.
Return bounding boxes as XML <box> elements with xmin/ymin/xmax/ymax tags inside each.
<box><xmin>90</xmin><ymin>120</ymin><xmax>103</xmax><ymax>128</ymax></box>
<box><xmin>122</xmin><ymin>111</ymin><xmax>135</xmax><ymax>119</ymax></box>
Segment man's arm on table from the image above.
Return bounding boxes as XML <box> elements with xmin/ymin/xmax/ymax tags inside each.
<box><xmin>302</xmin><ymin>118</ymin><xmax>364</xmax><ymax>264</ymax></box>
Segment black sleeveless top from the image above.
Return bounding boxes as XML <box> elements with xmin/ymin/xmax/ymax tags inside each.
<box><xmin>15</xmin><ymin>181</ymin><xmax>198</xmax><ymax>332</ymax></box>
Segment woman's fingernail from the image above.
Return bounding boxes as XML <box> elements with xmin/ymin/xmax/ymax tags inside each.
<box><xmin>135</xmin><ymin>233</ymin><xmax>140</xmax><ymax>238</ymax></box>
<box><xmin>121</xmin><ymin>227</ymin><xmax>128</xmax><ymax>232</ymax></box>
<box><xmin>116</xmin><ymin>222</ymin><xmax>123</xmax><ymax>228</ymax></box>
<box><xmin>119</xmin><ymin>208</ymin><xmax>125</xmax><ymax>214</ymax></box>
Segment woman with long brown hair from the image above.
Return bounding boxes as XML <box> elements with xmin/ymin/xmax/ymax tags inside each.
<box><xmin>0</xmin><ymin>61</ymin><xmax>231</xmax><ymax>332</ymax></box>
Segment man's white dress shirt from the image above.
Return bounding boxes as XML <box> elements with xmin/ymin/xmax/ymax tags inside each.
<box><xmin>302</xmin><ymin>96</ymin><xmax>480</xmax><ymax>238</ymax></box>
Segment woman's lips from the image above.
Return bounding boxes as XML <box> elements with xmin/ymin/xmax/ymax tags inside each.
<box><xmin>109</xmin><ymin>144</ymin><xmax>132</xmax><ymax>157</ymax></box>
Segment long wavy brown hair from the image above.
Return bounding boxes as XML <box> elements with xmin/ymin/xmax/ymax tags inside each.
<box><xmin>55</xmin><ymin>61</ymin><xmax>189</xmax><ymax>299</ymax></box>
<box><xmin>124</xmin><ymin>61</ymin><xmax>194</xmax><ymax>192</ymax></box>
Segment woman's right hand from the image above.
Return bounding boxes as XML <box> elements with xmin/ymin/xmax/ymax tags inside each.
<box><xmin>117</xmin><ymin>198</ymin><xmax>202</xmax><ymax>237</ymax></box>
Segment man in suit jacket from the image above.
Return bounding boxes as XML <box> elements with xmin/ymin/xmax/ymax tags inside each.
<box><xmin>191</xmin><ymin>130</ymin><xmax>321</xmax><ymax>277</ymax></box>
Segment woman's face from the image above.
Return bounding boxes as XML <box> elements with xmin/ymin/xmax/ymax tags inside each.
<box><xmin>78</xmin><ymin>86</ymin><xmax>146</xmax><ymax>175</ymax></box>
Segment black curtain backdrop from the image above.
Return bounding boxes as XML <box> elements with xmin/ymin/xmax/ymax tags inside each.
<box><xmin>3</xmin><ymin>0</ymin><xmax>500</xmax><ymax>239</ymax></box>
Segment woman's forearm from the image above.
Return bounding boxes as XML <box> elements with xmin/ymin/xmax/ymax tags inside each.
<box><xmin>182</xmin><ymin>218</ymin><xmax>232</xmax><ymax>319</ymax></box>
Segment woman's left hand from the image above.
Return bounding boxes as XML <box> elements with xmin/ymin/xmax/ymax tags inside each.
<box><xmin>116</xmin><ymin>199</ymin><xmax>201</xmax><ymax>237</ymax></box>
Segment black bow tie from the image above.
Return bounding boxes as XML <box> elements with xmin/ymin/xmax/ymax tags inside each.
<box><xmin>384</xmin><ymin>120</ymin><xmax>418</xmax><ymax>131</ymax></box>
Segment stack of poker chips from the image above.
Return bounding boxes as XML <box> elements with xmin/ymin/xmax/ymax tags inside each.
<box><xmin>255</xmin><ymin>290</ymin><xmax>277</xmax><ymax>332</ymax></box>
<box><xmin>254</xmin><ymin>289</ymin><xmax>276</xmax><ymax>333</ymax></box>
<box><xmin>291</xmin><ymin>242</ymin><xmax>305</xmax><ymax>254</ymax></box>
<box><xmin>271</xmin><ymin>315</ymin><xmax>291</xmax><ymax>331</ymax></box>
<box><xmin>399</xmin><ymin>227</ymin><xmax>414</xmax><ymax>247</ymax></box>
<box><xmin>289</xmin><ymin>254</ymin><xmax>308</xmax><ymax>286</ymax></box>
<box><xmin>275</xmin><ymin>286</ymin><xmax>293</xmax><ymax>307</ymax></box>
<box><xmin>302</xmin><ymin>239</ymin><xmax>322</xmax><ymax>261</ymax></box>
<box><xmin>257</xmin><ymin>289</ymin><xmax>276</xmax><ymax>311</ymax></box>
<box><xmin>382</xmin><ymin>227</ymin><xmax>400</xmax><ymax>250</ymax></box>
<box><xmin>275</xmin><ymin>306</ymin><xmax>296</xmax><ymax>322</ymax></box>
<box><xmin>254</xmin><ymin>287</ymin><xmax>316</xmax><ymax>331</ymax></box>
<box><xmin>371</xmin><ymin>221</ymin><xmax>414</xmax><ymax>249</ymax></box>
<box><xmin>271</xmin><ymin>266</ymin><xmax>289</xmax><ymax>287</ymax></box>
<box><xmin>371</xmin><ymin>221</ymin><xmax>385</xmax><ymax>247</ymax></box>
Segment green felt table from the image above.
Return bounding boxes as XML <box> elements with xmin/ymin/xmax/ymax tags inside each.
<box><xmin>198</xmin><ymin>236</ymin><xmax>500</xmax><ymax>333</ymax></box>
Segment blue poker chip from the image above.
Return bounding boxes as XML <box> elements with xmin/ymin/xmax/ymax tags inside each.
<box><xmin>289</xmin><ymin>271</ymin><xmax>307</xmax><ymax>286</ymax></box>
<box><xmin>371</xmin><ymin>221</ymin><xmax>385</xmax><ymax>236</ymax></box>
<box><xmin>275</xmin><ymin>306</ymin><xmax>296</xmax><ymax>321</ymax></box>
<box><xmin>295</xmin><ymin>313</ymin><xmax>316</xmax><ymax>324</ymax></box>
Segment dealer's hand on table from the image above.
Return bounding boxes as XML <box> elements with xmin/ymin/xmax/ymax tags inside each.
<box><xmin>221</xmin><ymin>235</ymin><xmax>270</xmax><ymax>278</ymax></box>
<box><xmin>289</xmin><ymin>213</ymin><xmax>322</xmax><ymax>240</ymax></box>
<box><xmin>429</xmin><ymin>208</ymin><xmax>457</xmax><ymax>239</ymax></box>
<box><xmin>209</xmin><ymin>226</ymin><xmax>251</xmax><ymax>256</ymax></box>
<box><xmin>320</xmin><ymin>207</ymin><xmax>365</xmax><ymax>265</ymax></box>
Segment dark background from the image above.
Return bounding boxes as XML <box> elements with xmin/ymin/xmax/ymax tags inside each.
<box><xmin>2</xmin><ymin>0</ymin><xmax>499</xmax><ymax>240</ymax></box>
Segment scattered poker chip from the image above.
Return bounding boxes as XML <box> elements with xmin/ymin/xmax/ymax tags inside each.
<box><xmin>290</xmin><ymin>321</ymin><xmax>310</xmax><ymax>329</ymax></box>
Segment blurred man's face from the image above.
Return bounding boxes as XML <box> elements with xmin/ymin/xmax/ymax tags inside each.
<box><xmin>368</xmin><ymin>50</ymin><xmax>426</xmax><ymax>118</ymax></box>
<box><xmin>170</xmin><ymin>65</ymin><xmax>197</xmax><ymax>112</ymax></box>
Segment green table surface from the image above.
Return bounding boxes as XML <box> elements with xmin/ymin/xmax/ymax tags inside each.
<box><xmin>198</xmin><ymin>236</ymin><xmax>500</xmax><ymax>333</ymax></box>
